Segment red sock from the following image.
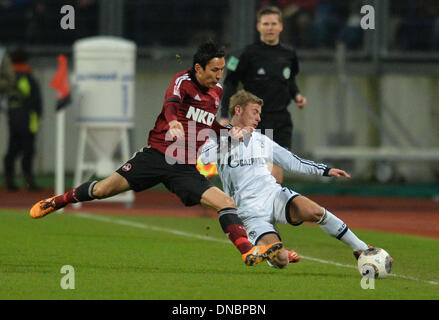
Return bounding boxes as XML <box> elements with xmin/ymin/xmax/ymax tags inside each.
<box><xmin>53</xmin><ymin>181</ymin><xmax>97</xmax><ymax>209</ymax></box>
<box><xmin>224</xmin><ymin>224</ymin><xmax>253</xmax><ymax>254</ymax></box>
<box><xmin>53</xmin><ymin>191</ymin><xmax>76</xmax><ymax>209</ymax></box>
<box><xmin>218</xmin><ymin>208</ymin><xmax>253</xmax><ymax>254</ymax></box>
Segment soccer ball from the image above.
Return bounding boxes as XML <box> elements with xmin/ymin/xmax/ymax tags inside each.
<box><xmin>357</xmin><ymin>247</ymin><xmax>393</xmax><ymax>279</ymax></box>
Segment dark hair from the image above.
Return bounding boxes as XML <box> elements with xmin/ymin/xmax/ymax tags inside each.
<box><xmin>10</xmin><ymin>48</ymin><xmax>29</xmax><ymax>63</ymax></box>
<box><xmin>192</xmin><ymin>41</ymin><xmax>225</xmax><ymax>69</ymax></box>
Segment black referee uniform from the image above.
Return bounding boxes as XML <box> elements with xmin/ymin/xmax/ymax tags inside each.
<box><xmin>221</xmin><ymin>41</ymin><xmax>301</xmax><ymax>149</ymax></box>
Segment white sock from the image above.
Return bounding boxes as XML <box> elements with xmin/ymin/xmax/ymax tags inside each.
<box><xmin>317</xmin><ymin>209</ymin><xmax>369</xmax><ymax>251</ymax></box>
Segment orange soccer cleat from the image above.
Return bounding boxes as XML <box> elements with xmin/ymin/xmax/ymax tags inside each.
<box><xmin>242</xmin><ymin>241</ymin><xmax>283</xmax><ymax>266</ymax></box>
<box><xmin>287</xmin><ymin>249</ymin><xmax>301</xmax><ymax>263</ymax></box>
<box><xmin>30</xmin><ymin>196</ymin><xmax>59</xmax><ymax>219</ymax></box>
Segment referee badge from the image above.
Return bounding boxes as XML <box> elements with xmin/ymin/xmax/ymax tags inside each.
<box><xmin>283</xmin><ymin>67</ymin><xmax>291</xmax><ymax>79</ymax></box>
<box><xmin>122</xmin><ymin>163</ymin><xmax>132</xmax><ymax>172</ymax></box>
<box><xmin>227</xmin><ymin>56</ymin><xmax>239</xmax><ymax>71</ymax></box>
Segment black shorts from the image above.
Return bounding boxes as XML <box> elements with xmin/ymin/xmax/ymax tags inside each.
<box><xmin>258</xmin><ymin>111</ymin><xmax>293</xmax><ymax>149</ymax></box>
<box><xmin>116</xmin><ymin>147</ymin><xmax>213</xmax><ymax>206</ymax></box>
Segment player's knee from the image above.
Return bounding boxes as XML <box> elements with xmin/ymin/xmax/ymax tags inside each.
<box><xmin>311</xmin><ymin>206</ymin><xmax>324</xmax><ymax>223</ymax></box>
<box><xmin>91</xmin><ymin>182</ymin><xmax>111</xmax><ymax>199</ymax></box>
<box><xmin>296</xmin><ymin>205</ymin><xmax>323</xmax><ymax>223</ymax></box>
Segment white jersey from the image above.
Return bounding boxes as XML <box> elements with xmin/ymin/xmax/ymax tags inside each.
<box><xmin>200</xmin><ymin>131</ymin><xmax>329</xmax><ymax>220</ymax></box>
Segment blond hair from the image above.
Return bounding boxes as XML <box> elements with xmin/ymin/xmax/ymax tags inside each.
<box><xmin>256</xmin><ymin>6</ymin><xmax>282</xmax><ymax>23</ymax></box>
<box><xmin>229</xmin><ymin>90</ymin><xmax>264</xmax><ymax>117</ymax></box>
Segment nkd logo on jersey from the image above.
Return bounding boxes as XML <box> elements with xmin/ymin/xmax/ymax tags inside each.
<box><xmin>186</xmin><ymin>106</ymin><xmax>215</xmax><ymax>126</ymax></box>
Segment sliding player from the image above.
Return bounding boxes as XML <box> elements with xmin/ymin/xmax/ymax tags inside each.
<box><xmin>201</xmin><ymin>90</ymin><xmax>377</xmax><ymax>268</ymax></box>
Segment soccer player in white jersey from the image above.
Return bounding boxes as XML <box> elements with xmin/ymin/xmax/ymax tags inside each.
<box><xmin>201</xmin><ymin>90</ymin><xmax>374</xmax><ymax>268</ymax></box>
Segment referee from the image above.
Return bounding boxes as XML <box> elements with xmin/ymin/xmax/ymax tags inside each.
<box><xmin>220</xmin><ymin>5</ymin><xmax>307</xmax><ymax>184</ymax></box>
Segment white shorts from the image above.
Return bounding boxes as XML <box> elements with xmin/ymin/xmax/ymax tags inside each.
<box><xmin>243</xmin><ymin>187</ymin><xmax>301</xmax><ymax>245</ymax></box>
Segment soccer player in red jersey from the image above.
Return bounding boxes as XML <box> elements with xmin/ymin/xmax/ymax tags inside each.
<box><xmin>30</xmin><ymin>42</ymin><xmax>282</xmax><ymax>266</ymax></box>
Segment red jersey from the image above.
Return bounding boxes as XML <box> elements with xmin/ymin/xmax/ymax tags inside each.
<box><xmin>148</xmin><ymin>68</ymin><xmax>225</xmax><ymax>164</ymax></box>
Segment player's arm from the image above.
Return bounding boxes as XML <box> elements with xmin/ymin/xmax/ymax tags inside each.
<box><xmin>163</xmin><ymin>98</ymin><xmax>179</xmax><ymax>123</ymax></box>
<box><xmin>162</xmin><ymin>98</ymin><xmax>184</xmax><ymax>140</ymax></box>
<box><xmin>269</xmin><ymin>137</ymin><xmax>350</xmax><ymax>178</ymax></box>
<box><xmin>326</xmin><ymin>168</ymin><xmax>351</xmax><ymax>178</ymax></box>
<box><xmin>211</xmin><ymin>120</ymin><xmax>228</xmax><ymax>136</ymax></box>
<box><xmin>211</xmin><ymin>120</ymin><xmax>254</xmax><ymax>141</ymax></box>
<box><xmin>163</xmin><ymin>76</ymin><xmax>191</xmax><ymax>140</ymax></box>
<box><xmin>199</xmin><ymin>139</ymin><xmax>219</xmax><ymax>165</ymax></box>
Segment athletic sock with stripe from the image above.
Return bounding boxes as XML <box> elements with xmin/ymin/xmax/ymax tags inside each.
<box><xmin>53</xmin><ymin>180</ymin><xmax>98</xmax><ymax>209</ymax></box>
<box><xmin>218</xmin><ymin>208</ymin><xmax>253</xmax><ymax>254</ymax></box>
<box><xmin>317</xmin><ymin>209</ymin><xmax>369</xmax><ymax>251</ymax></box>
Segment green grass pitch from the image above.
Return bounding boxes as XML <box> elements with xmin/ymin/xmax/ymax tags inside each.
<box><xmin>1</xmin><ymin>209</ymin><xmax>438</xmax><ymax>300</ymax></box>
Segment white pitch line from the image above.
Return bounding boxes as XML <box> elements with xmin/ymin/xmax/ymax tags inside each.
<box><xmin>73</xmin><ymin>212</ymin><xmax>439</xmax><ymax>287</ymax></box>
<box><xmin>74</xmin><ymin>212</ymin><xmax>230</xmax><ymax>244</ymax></box>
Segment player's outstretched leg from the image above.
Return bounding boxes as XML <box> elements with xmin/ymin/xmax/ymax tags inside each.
<box><xmin>316</xmin><ymin>208</ymin><xmax>370</xmax><ymax>254</ymax></box>
<box><xmin>201</xmin><ymin>188</ymin><xmax>283</xmax><ymax>266</ymax></box>
<box><xmin>288</xmin><ymin>196</ymin><xmax>370</xmax><ymax>256</ymax></box>
<box><xmin>30</xmin><ymin>180</ymin><xmax>98</xmax><ymax>218</ymax></box>
<box><xmin>30</xmin><ymin>172</ymin><xmax>131</xmax><ymax>219</ymax></box>
<box><xmin>217</xmin><ymin>207</ymin><xmax>283</xmax><ymax>266</ymax></box>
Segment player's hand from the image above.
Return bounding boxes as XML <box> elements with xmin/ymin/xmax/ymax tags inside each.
<box><xmin>295</xmin><ymin>94</ymin><xmax>307</xmax><ymax>109</ymax></box>
<box><xmin>168</xmin><ymin>120</ymin><xmax>185</xmax><ymax>141</ymax></box>
<box><xmin>219</xmin><ymin>118</ymin><xmax>229</xmax><ymax>127</ymax></box>
<box><xmin>229</xmin><ymin>126</ymin><xmax>254</xmax><ymax>141</ymax></box>
<box><xmin>328</xmin><ymin>168</ymin><xmax>351</xmax><ymax>179</ymax></box>
<box><xmin>241</xmin><ymin>126</ymin><xmax>255</xmax><ymax>138</ymax></box>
